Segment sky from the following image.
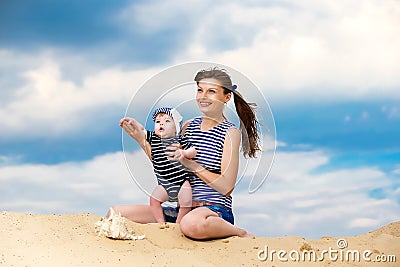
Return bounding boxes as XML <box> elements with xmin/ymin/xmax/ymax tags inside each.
<box><xmin>0</xmin><ymin>0</ymin><xmax>399</xmax><ymax>239</ymax></box>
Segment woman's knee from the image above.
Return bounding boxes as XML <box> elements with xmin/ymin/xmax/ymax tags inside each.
<box><xmin>179</xmin><ymin>213</ymin><xmax>208</xmax><ymax>239</ymax></box>
<box><xmin>180</xmin><ymin>215</ymin><xmax>200</xmax><ymax>238</ymax></box>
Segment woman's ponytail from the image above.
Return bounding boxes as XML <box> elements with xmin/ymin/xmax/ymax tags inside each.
<box><xmin>232</xmin><ymin>90</ymin><xmax>261</xmax><ymax>158</ymax></box>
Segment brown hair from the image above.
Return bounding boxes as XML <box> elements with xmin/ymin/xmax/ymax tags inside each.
<box><xmin>194</xmin><ymin>67</ymin><xmax>261</xmax><ymax>158</ymax></box>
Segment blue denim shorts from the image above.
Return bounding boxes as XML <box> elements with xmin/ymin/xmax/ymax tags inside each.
<box><xmin>205</xmin><ymin>205</ymin><xmax>234</xmax><ymax>225</ymax></box>
<box><xmin>162</xmin><ymin>204</ymin><xmax>234</xmax><ymax>225</ymax></box>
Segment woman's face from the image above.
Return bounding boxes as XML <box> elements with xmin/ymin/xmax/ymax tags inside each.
<box><xmin>196</xmin><ymin>78</ymin><xmax>231</xmax><ymax>117</ymax></box>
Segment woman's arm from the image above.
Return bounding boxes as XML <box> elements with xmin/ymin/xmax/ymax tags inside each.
<box><xmin>168</xmin><ymin>127</ymin><xmax>240</xmax><ymax>196</ymax></box>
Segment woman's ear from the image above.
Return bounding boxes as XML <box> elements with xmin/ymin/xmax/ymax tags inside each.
<box><xmin>225</xmin><ymin>92</ymin><xmax>232</xmax><ymax>103</ymax></box>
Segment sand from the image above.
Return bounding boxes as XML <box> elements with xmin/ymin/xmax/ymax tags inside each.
<box><xmin>0</xmin><ymin>211</ymin><xmax>398</xmax><ymax>266</ymax></box>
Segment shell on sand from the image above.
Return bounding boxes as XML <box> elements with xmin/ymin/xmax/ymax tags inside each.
<box><xmin>95</xmin><ymin>208</ymin><xmax>145</xmax><ymax>240</ymax></box>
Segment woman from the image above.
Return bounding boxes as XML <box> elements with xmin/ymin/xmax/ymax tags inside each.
<box><xmin>113</xmin><ymin>67</ymin><xmax>260</xmax><ymax>239</ymax></box>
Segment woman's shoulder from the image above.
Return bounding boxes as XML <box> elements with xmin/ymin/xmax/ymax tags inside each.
<box><xmin>226</xmin><ymin>126</ymin><xmax>241</xmax><ymax>138</ymax></box>
<box><xmin>222</xmin><ymin>120</ymin><xmax>236</xmax><ymax>128</ymax></box>
<box><xmin>182</xmin><ymin>117</ymin><xmax>201</xmax><ymax>133</ymax></box>
<box><xmin>221</xmin><ymin>121</ymin><xmax>240</xmax><ymax>136</ymax></box>
<box><xmin>218</xmin><ymin>120</ymin><xmax>237</xmax><ymax>132</ymax></box>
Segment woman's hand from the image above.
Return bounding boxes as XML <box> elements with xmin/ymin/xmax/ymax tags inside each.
<box><xmin>166</xmin><ymin>143</ymin><xmax>185</xmax><ymax>162</ymax></box>
<box><xmin>166</xmin><ymin>144</ymin><xmax>204</xmax><ymax>176</ymax></box>
<box><xmin>166</xmin><ymin>145</ymin><xmax>197</xmax><ymax>162</ymax></box>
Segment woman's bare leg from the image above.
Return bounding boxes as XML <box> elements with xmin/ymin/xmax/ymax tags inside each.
<box><xmin>179</xmin><ymin>207</ymin><xmax>252</xmax><ymax>239</ymax></box>
<box><xmin>150</xmin><ymin>185</ymin><xmax>169</xmax><ymax>223</ymax></box>
<box><xmin>107</xmin><ymin>204</ymin><xmax>157</xmax><ymax>223</ymax></box>
<box><xmin>176</xmin><ymin>181</ymin><xmax>192</xmax><ymax>223</ymax></box>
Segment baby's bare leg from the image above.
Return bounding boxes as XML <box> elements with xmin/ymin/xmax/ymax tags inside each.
<box><xmin>150</xmin><ymin>185</ymin><xmax>169</xmax><ymax>223</ymax></box>
<box><xmin>176</xmin><ymin>181</ymin><xmax>192</xmax><ymax>223</ymax></box>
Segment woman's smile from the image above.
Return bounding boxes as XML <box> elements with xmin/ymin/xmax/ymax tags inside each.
<box><xmin>199</xmin><ymin>100</ymin><xmax>212</xmax><ymax>107</ymax></box>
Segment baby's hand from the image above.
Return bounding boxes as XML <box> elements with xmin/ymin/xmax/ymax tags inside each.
<box><xmin>120</xmin><ymin>117</ymin><xmax>144</xmax><ymax>138</ymax></box>
<box><xmin>119</xmin><ymin>117</ymin><xmax>133</xmax><ymax>127</ymax></box>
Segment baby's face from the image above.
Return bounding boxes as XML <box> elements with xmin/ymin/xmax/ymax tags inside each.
<box><xmin>154</xmin><ymin>113</ymin><xmax>176</xmax><ymax>138</ymax></box>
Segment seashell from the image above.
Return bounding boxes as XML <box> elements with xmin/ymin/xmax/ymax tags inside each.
<box><xmin>95</xmin><ymin>208</ymin><xmax>145</xmax><ymax>240</ymax></box>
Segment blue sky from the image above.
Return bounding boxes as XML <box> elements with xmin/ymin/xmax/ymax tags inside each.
<box><xmin>1</xmin><ymin>0</ymin><xmax>399</xmax><ymax>239</ymax></box>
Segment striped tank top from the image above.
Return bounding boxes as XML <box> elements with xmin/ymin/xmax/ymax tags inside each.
<box><xmin>146</xmin><ymin>131</ymin><xmax>193</xmax><ymax>202</ymax></box>
<box><xmin>184</xmin><ymin>117</ymin><xmax>236</xmax><ymax>209</ymax></box>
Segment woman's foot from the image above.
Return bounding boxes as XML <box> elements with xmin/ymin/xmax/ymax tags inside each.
<box><xmin>236</xmin><ymin>227</ymin><xmax>254</xmax><ymax>238</ymax></box>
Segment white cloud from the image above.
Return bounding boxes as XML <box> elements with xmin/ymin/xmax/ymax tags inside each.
<box><xmin>173</xmin><ymin>0</ymin><xmax>400</xmax><ymax>102</ymax></box>
<box><xmin>393</xmin><ymin>165</ymin><xmax>400</xmax><ymax>175</ymax></box>
<box><xmin>1</xmin><ymin>200</ymin><xmax>70</xmax><ymax>214</ymax></box>
<box><xmin>233</xmin><ymin>149</ymin><xmax>400</xmax><ymax>238</ymax></box>
<box><xmin>0</xmin><ymin>151</ymin><xmax>152</xmax><ymax>215</ymax></box>
<box><xmin>349</xmin><ymin>217</ymin><xmax>381</xmax><ymax>228</ymax></box>
<box><xmin>2</xmin><ymin>0</ymin><xmax>399</xmax><ymax>138</ymax></box>
<box><xmin>394</xmin><ymin>187</ymin><xmax>400</xmax><ymax>196</ymax></box>
<box><xmin>0</xmin><ymin>50</ymin><xmax>163</xmax><ymax>138</ymax></box>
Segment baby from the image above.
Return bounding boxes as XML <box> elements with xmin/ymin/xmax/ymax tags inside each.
<box><xmin>120</xmin><ymin>107</ymin><xmax>196</xmax><ymax>223</ymax></box>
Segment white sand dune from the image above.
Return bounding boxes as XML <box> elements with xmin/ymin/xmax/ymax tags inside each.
<box><xmin>0</xmin><ymin>212</ymin><xmax>398</xmax><ymax>266</ymax></box>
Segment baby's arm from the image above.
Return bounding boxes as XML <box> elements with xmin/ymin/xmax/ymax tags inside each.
<box><xmin>120</xmin><ymin>117</ymin><xmax>151</xmax><ymax>159</ymax></box>
<box><xmin>181</xmin><ymin>146</ymin><xmax>197</xmax><ymax>159</ymax></box>
<box><xmin>120</xmin><ymin>117</ymin><xmax>145</xmax><ymax>141</ymax></box>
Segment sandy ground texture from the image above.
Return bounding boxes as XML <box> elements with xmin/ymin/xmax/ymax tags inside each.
<box><xmin>0</xmin><ymin>211</ymin><xmax>399</xmax><ymax>267</ymax></box>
